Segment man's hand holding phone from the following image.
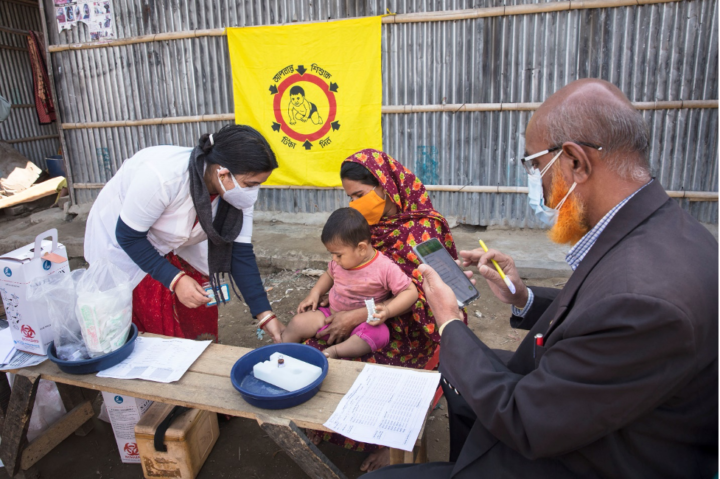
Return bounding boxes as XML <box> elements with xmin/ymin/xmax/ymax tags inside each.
<box><xmin>417</xmin><ymin>264</ymin><xmax>475</xmax><ymax>329</ymax></box>
<box><xmin>413</xmin><ymin>238</ymin><xmax>479</xmax><ymax>307</ymax></box>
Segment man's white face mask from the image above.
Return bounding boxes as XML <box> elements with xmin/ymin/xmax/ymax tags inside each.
<box><xmin>527</xmin><ymin>151</ymin><xmax>576</xmax><ymax>228</ymax></box>
<box><xmin>217</xmin><ymin>169</ymin><xmax>259</xmax><ymax>210</ymax></box>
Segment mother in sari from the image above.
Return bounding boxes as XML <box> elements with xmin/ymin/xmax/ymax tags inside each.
<box><xmin>304</xmin><ymin>149</ymin><xmax>467</xmax><ymax>471</ymax></box>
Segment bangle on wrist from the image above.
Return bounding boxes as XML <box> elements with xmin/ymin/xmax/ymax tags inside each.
<box><xmin>257</xmin><ymin>313</ymin><xmax>276</xmax><ymax>330</ymax></box>
<box><xmin>170</xmin><ymin>272</ymin><xmax>186</xmax><ymax>293</ymax></box>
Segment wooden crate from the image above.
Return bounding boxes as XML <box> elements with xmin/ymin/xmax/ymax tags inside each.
<box><xmin>135</xmin><ymin>403</ymin><xmax>219</xmax><ymax>479</ymax></box>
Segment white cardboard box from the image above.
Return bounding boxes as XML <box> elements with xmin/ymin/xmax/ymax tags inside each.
<box><xmin>0</xmin><ymin>229</ymin><xmax>70</xmax><ymax>354</ymax></box>
<box><xmin>102</xmin><ymin>391</ymin><xmax>154</xmax><ymax>464</ymax></box>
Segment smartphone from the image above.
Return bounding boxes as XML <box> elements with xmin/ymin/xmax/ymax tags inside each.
<box><xmin>413</xmin><ymin>238</ymin><xmax>479</xmax><ymax>307</ymax></box>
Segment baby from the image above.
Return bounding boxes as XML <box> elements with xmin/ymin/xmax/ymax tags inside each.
<box><xmin>281</xmin><ymin>208</ymin><xmax>418</xmax><ymax>359</ymax></box>
<box><xmin>288</xmin><ymin>86</ymin><xmax>323</xmax><ymax>125</ymax></box>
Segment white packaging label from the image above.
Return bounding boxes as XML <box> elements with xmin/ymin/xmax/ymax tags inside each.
<box><xmin>102</xmin><ymin>392</ymin><xmax>153</xmax><ymax>464</ymax></box>
<box><xmin>0</xmin><ymin>231</ymin><xmax>70</xmax><ymax>354</ymax></box>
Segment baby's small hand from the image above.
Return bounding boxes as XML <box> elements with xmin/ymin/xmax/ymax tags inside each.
<box><xmin>369</xmin><ymin>304</ymin><xmax>389</xmax><ymax>325</ymax></box>
<box><xmin>297</xmin><ymin>293</ymin><xmax>320</xmax><ymax>314</ymax></box>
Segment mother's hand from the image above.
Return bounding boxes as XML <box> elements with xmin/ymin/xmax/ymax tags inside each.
<box><xmin>316</xmin><ymin>308</ymin><xmax>365</xmax><ymax>345</ymax></box>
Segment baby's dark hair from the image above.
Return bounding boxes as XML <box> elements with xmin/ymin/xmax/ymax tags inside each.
<box><xmin>289</xmin><ymin>86</ymin><xmax>305</xmax><ymax>96</ymax></box>
<box><xmin>321</xmin><ymin>208</ymin><xmax>372</xmax><ymax>247</ymax></box>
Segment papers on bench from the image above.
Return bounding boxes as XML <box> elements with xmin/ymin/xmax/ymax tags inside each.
<box><xmin>324</xmin><ymin>364</ymin><xmax>441</xmax><ymax>451</ymax></box>
<box><xmin>0</xmin><ymin>349</ymin><xmax>48</xmax><ymax>370</ymax></box>
<box><xmin>97</xmin><ymin>337</ymin><xmax>211</xmax><ymax>383</ymax></box>
<box><xmin>0</xmin><ymin>327</ymin><xmax>47</xmax><ymax>370</ymax></box>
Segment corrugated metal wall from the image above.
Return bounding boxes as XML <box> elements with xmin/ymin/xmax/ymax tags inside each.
<box><xmin>0</xmin><ymin>0</ymin><xmax>60</xmax><ymax>169</ymax></box>
<box><xmin>43</xmin><ymin>0</ymin><xmax>718</xmax><ymax>225</ymax></box>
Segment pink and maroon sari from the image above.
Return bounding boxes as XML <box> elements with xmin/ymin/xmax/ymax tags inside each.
<box><xmin>305</xmin><ymin>149</ymin><xmax>467</xmax><ymax>451</ymax></box>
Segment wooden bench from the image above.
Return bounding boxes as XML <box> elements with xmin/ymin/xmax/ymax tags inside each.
<box><xmin>0</xmin><ymin>334</ymin><xmax>435</xmax><ymax>478</ymax></box>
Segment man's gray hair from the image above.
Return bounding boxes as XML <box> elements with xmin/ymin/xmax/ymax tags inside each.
<box><xmin>544</xmin><ymin>100</ymin><xmax>652</xmax><ymax>182</ymax></box>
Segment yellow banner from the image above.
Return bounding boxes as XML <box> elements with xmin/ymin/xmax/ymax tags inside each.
<box><xmin>227</xmin><ymin>17</ymin><xmax>382</xmax><ymax>187</ymax></box>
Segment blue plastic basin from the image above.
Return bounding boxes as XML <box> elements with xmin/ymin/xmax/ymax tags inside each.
<box><xmin>231</xmin><ymin>343</ymin><xmax>328</xmax><ymax>410</ymax></box>
<box><xmin>45</xmin><ymin>156</ymin><xmax>66</xmax><ymax>178</ymax></box>
<box><xmin>46</xmin><ymin>324</ymin><xmax>138</xmax><ymax>375</ymax></box>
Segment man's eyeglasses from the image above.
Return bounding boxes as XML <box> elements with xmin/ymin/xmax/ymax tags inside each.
<box><xmin>516</xmin><ymin>143</ymin><xmax>603</xmax><ymax>175</ymax></box>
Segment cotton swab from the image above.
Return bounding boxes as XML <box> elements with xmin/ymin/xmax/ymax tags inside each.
<box><xmin>478</xmin><ymin>240</ymin><xmax>517</xmax><ymax>294</ymax></box>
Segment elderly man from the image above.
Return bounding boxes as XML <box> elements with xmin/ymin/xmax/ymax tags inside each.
<box><xmin>365</xmin><ymin>79</ymin><xmax>718</xmax><ymax>478</ymax></box>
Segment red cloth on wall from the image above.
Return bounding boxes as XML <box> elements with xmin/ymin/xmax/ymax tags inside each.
<box><xmin>26</xmin><ymin>31</ymin><xmax>56</xmax><ymax>124</ymax></box>
<box><xmin>132</xmin><ymin>253</ymin><xmax>219</xmax><ymax>342</ymax></box>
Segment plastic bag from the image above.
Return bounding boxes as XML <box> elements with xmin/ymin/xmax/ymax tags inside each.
<box><xmin>6</xmin><ymin>374</ymin><xmax>67</xmax><ymax>442</ymax></box>
<box><xmin>75</xmin><ymin>258</ymin><xmax>133</xmax><ymax>358</ymax></box>
<box><xmin>28</xmin><ymin>269</ymin><xmax>89</xmax><ymax>361</ymax></box>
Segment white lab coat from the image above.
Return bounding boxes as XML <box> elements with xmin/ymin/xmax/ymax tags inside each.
<box><xmin>84</xmin><ymin>145</ymin><xmax>254</xmax><ymax>288</ymax></box>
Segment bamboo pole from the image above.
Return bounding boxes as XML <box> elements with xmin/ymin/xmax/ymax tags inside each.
<box><xmin>0</xmin><ymin>26</ymin><xmax>28</xmax><ymax>36</ymax></box>
<box><xmin>0</xmin><ymin>45</ymin><xmax>28</xmax><ymax>52</ymax></box>
<box><xmin>61</xmin><ymin>113</ymin><xmax>235</xmax><ymax>129</ymax></box>
<box><xmin>47</xmin><ymin>0</ymin><xmax>682</xmax><ymax>53</ymax></box>
<box><xmin>70</xmin><ymin>182</ymin><xmax>718</xmax><ymax>201</ymax></box>
<box><xmin>9</xmin><ymin>104</ymin><xmax>34</xmax><ymax>108</ymax></box>
<box><xmin>60</xmin><ymin>100</ymin><xmax>718</xmax><ymax>129</ymax></box>
<box><xmin>38</xmin><ymin>0</ymin><xmax>76</xmax><ymax>205</ymax></box>
<box><xmin>4</xmin><ymin>134</ymin><xmax>60</xmax><ymax>144</ymax></box>
<box><xmin>0</xmin><ymin>0</ymin><xmax>37</xmax><ymax>8</ymax></box>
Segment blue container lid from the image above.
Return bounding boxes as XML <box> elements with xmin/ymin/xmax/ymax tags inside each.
<box><xmin>47</xmin><ymin>323</ymin><xmax>138</xmax><ymax>375</ymax></box>
<box><xmin>231</xmin><ymin>343</ymin><xmax>328</xmax><ymax>410</ymax></box>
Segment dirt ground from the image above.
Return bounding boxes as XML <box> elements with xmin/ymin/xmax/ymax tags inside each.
<box><xmin>0</xmin><ymin>272</ymin><xmax>567</xmax><ymax>479</ymax></box>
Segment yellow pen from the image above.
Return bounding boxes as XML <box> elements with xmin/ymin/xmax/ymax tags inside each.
<box><xmin>479</xmin><ymin>240</ymin><xmax>517</xmax><ymax>294</ymax></box>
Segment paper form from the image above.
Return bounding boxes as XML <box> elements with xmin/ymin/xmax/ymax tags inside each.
<box><xmin>0</xmin><ymin>349</ymin><xmax>48</xmax><ymax>370</ymax></box>
<box><xmin>96</xmin><ymin>337</ymin><xmax>210</xmax><ymax>383</ymax></box>
<box><xmin>323</xmin><ymin>364</ymin><xmax>440</xmax><ymax>451</ymax></box>
<box><xmin>0</xmin><ymin>328</ymin><xmax>17</xmax><ymax>364</ymax></box>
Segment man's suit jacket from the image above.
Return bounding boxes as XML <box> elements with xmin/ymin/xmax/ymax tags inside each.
<box><xmin>440</xmin><ymin>180</ymin><xmax>718</xmax><ymax>478</ymax></box>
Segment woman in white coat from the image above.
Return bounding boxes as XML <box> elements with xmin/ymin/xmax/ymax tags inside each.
<box><xmin>84</xmin><ymin>125</ymin><xmax>284</xmax><ymax>342</ymax></box>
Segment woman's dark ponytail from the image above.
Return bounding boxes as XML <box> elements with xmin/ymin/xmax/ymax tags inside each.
<box><xmin>199</xmin><ymin>125</ymin><xmax>278</xmax><ymax>174</ymax></box>
<box><xmin>198</xmin><ymin>133</ymin><xmax>214</xmax><ymax>155</ymax></box>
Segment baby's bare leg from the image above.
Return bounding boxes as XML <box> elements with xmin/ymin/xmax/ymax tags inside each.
<box><xmin>281</xmin><ymin>310</ymin><xmax>327</xmax><ymax>343</ymax></box>
<box><xmin>325</xmin><ymin>335</ymin><xmax>373</xmax><ymax>359</ymax></box>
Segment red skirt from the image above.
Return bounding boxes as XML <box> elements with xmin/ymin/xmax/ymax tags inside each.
<box><xmin>131</xmin><ymin>253</ymin><xmax>218</xmax><ymax>342</ymax></box>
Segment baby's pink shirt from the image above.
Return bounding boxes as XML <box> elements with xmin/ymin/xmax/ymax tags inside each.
<box><xmin>328</xmin><ymin>251</ymin><xmax>412</xmax><ymax>312</ymax></box>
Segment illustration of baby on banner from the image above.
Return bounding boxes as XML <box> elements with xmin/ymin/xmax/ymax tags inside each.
<box><xmin>227</xmin><ymin>17</ymin><xmax>383</xmax><ymax>187</ymax></box>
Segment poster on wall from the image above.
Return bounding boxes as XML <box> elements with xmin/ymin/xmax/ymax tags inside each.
<box><xmin>53</xmin><ymin>0</ymin><xmax>115</xmax><ymax>40</ymax></box>
<box><xmin>227</xmin><ymin>17</ymin><xmax>382</xmax><ymax>187</ymax></box>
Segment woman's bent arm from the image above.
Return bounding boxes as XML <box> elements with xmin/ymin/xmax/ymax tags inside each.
<box><xmin>230</xmin><ymin>242</ymin><xmax>272</xmax><ymax>317</ymax></box>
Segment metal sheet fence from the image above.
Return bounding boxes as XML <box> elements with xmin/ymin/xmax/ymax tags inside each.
<box><xmin>44</xmin><ymin>0</ymin><xmax>718</xmax><ymax>224</ymax></box>
<box><xmin>0</xmin><ymin>0</ymin><xmax>60</xmax><ymax>167</ymax></box>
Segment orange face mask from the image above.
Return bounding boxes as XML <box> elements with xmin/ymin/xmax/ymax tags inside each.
<box><xmin>349</xmin><ymin>188</ymin><xmax>386</xmax><ymax>225</ymax></box>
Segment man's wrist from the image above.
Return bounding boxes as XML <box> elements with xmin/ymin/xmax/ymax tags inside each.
<box><xmin>439</xmin><ymin>318</ymin><xmax>463</xmax><ymax>336</ymax></box>
<box><xmin>511</xmin><ymin>287</ymin><xmax>529</xmax><ymax>310</ymax></box>
<box><xmin>511</xmin><ymin>288</ymin><xmax>534</xmax><ymax>318</ymax></box>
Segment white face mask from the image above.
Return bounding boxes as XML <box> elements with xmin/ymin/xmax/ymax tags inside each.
<box><xmin>527</xmin><ymin>151</ymin><xmax>577</xmax><ymax>228</ymax></box>
<box><xmin>217</xmin><ymin>170</ymin><xmax>259</xmax><ymax>210</ymax></box>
